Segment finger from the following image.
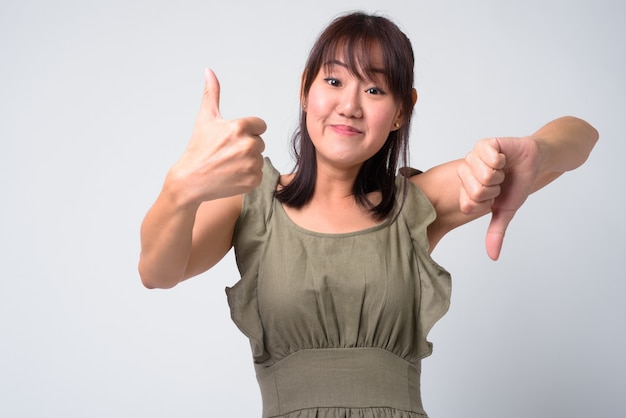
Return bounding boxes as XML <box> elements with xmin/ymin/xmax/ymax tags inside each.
<box><xmin>480</xmin><ymin>137</ymin><xmax>507</xmax><ymax>170</ymax></box>
<box><xmin>458</xmin><ymin>183</ymin><xmax>494</xmax><ymax>214</ymax></box>
<box><xmin>201</xmin><ymin>68</ymin><xmax>222</xmax><ymax>121</ymax></box>
<box><xmin>485</xmin><ymin>207</ymin><xmax>516</xmax><ymax>260</ymax></box>
<box><xmin>239</xmin><ymin>116</ymin><xmax>268</xmax><ymax>137</ymax></box>
<box><xmin>457</xmin><ymin>161</ymin><xmax>502</xmax><ymax>211</ymax></box>
<box><xmin>465</xmin><ymin>151</ymin><xmax>506</xmax><ymax>188</ymax></box>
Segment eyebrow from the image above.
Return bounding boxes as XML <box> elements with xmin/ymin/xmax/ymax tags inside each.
<box><xmin>325</xmin><ymin>59</ymin><xmax>385</xmax><ymax>75</ymax></box>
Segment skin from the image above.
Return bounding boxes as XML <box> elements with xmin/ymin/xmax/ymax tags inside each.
<box><xmin>283</xmin><ymin>56</ymin><xmax>404</xmax><ymax>233</ymax></box>
<box><xmin>138</xmin><ymin>61</ymin><xmax>598</xmax><ymax>289</ymax></box>
<box><xmin>304</xmin><ymin>58</ymin><xmax>403</xmax><ymax>173</ymax></box>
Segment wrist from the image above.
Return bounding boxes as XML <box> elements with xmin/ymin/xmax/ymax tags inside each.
<box><xmin>527</xmin><ymin>134</ymin><xmax>551</xmax><ymax>174</ymax></box>
<box><xmin>162</xmin><ymin>166</ymin><xmax>203</xmax><ymax>212</ymax></box>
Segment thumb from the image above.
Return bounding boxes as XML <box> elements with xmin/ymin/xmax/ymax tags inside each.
<box><xmin>200</xmin><ymin>68</ymin><xmax>222</xmax><ymax>121</ymax></box>
<box><xmin>485</xmin><ymin>208</ymin><xmax>516</xmax><ymax>260</ymax></box>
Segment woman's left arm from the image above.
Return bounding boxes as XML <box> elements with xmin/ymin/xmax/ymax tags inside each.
<box><xmin>413</xmin><ymin>116</ymin><xmax>599</xmax><ymax>260</ymax></box>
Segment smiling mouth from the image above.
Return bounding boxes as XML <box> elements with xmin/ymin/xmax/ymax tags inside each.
<box><xmin>331</xmin><ymin>124</ymin><xmax>363</xmax><ymax>135</ymax></box>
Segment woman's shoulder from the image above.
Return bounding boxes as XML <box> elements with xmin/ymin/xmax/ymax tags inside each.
<box><xmin>248</xmin><ymin>157</ymin><xmax>279</xmax><ymax>195</ymax></box>
<box><xmin>238</xmin><ymin>157</ymin><xmax>285</xmax><ymax>221</ymax></box>
<box><xmin>261</xmin><ymin>156</ymin><xmax>280</xmax><ymax>178</ymax></box>
<box><xmin>395</xmin><ymin>167</ymin><xmax>438</xmax><ymax>231</ymax></box>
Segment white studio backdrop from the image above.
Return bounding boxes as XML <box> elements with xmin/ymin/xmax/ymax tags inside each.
<box><xmin>1</xmin><ymin>0</ymin><xmax>624</xmax><ymax>417</ymax></box>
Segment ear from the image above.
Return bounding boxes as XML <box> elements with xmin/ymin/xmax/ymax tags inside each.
<box><xmin>391</xmin><ymin>110</ymin><xmax>403</xmax><ymax>131</ymax></box>
<box><xmin>391</xmin><ymin>89</ymin><xmax>418</xmax><ymax>131</ymax></box>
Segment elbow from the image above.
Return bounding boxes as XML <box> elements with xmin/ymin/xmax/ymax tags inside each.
<box><xmin>137</xmin><ymin>260</ymin><xmax>179</xmax><ymax>290</ymax></box>
<box><xmin>138</xmin><ymin>262</ymin><xmax>158</xmax><ymax>289</ymax></box>
<box><xmin>577</xmin><ymin>116</ymin><xmax>599</xmax><ymax>144</ymax></box>
<box><xmin>558</xmin><ymin>116</ymin><xmax>600</xmax><ymax>165</ymax></box>
<box><xmin>140</xmin><ymin>274</ymin><xmax>158</xmax><ymax>290</ymax></box>
<box><xmin>564</xmin><ymin>115</ymin><xmax>600</xmax><ymax>144</ymax></box>
<box><xmin>591</xmin><ymin>124</ymin><xmax>600</xmax><ymax>145</ymax></box>
<box><xmin>579</xmin><ymin>117</ymin><xmax>600</xmax><ymax>159</ymax></box>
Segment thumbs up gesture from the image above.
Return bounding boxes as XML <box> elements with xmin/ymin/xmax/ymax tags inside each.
<box><xmin>168</xmin><ymin>69</ymin><xmax>267</xmax><ymax>204</ymax></box>
<box><xmin>457</xmin><ymin>136</ymin><xmax>542</xmax><ymax>260</ymax></box>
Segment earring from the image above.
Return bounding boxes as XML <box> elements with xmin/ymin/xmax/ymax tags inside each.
<box><xmin>394</xmin><ymin>122</ymin><xmax>400</xmax><ymax>128</ymax></box>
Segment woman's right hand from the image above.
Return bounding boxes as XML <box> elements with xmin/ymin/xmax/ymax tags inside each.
<box><xmin>166</xmin><ymin>68</ymin><xmax>267</xmax><ymax>207</ymax></box>
<box><xmin>138</xmin><ymin>70</ymin><xmax>266</xmax><ymax>288</ymax></box>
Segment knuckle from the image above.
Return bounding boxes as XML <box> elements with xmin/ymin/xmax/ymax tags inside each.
<box><xmin>242</xmin><ymin>170</ymin><xmax>263</xmax><ymax>192</ymax></box>
<box><xmin>459</xmin><ymin>199</ymin><xmax>473</xmax><ymax>214</ymax></box>
<box><xmin>231</xmin><ymin>118</ymin><xmax>247</xmax><ymax>132</ymax></box>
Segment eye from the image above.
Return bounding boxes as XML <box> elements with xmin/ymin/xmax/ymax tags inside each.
<box><xmin>324</xmin><ymin>77</ymin><xmax>341</xmax><ymax>87</ymax></box>
<box><xmin>365</xmin><ymin>86</ymin><xmax>386</xmax><ymax>95</ymax></box>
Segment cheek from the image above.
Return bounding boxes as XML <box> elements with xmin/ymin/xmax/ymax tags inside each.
<box><xmin>306</xmin><ymin>89</ymin><xmax>331</xmax><ymax>117</ymax></box>
<box><xmin>305</xmin><ymin>91</ymin><xmax>332</xmax><ymax>138</ymax></box>
<box><xmin>371</xmin><ymin>107</ymin><xmax>398</xmax><ymax>132</ymax></box>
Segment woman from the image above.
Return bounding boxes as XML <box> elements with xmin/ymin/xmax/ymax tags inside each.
<box><xmin>138</xmin><ymin>12</ymin><xmax>598</xmax><ymax>418</ymax></box>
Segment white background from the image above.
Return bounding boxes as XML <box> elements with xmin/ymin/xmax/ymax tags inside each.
<box><xmin>1</xmin><ymin>0</ymin><xmax>624</xmax><ymax>417</ymax></box>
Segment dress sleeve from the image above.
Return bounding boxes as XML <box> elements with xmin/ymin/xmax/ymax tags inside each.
<box><xmin>226</xmin><ymin>157</ymin><xmax>279</xmax><ymax>365</ymax></box>
<box><xmin>398</xmin><ymin>174</ymin><xmax>453</xmax><ymax>360</ymax></box>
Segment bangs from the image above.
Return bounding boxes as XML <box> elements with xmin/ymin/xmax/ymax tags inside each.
<box><xmin>321</xmin><ymin>36</ymin><xmax>388</xmax><ymax>85</ymax></box>
<box><xmin>301</xmin><ymin>13</ymin><xmax>414</xmax><ymax>100</ymax></box>
<box><xmin>310</xmin><ymin>21</ymin><xmax>411</xmax><ymax>99</ymax></box>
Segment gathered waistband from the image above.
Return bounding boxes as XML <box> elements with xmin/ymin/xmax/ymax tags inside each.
<box><xmin>255</xmin><ymin>348</ymin><xmax>425</xmax><ymax>417</ymax></box>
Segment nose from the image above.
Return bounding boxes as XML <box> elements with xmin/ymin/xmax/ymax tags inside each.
<box><xmin>336</xmin><ymin>86</ymin><xmax>363</xmax><ymax>119</ymax></box>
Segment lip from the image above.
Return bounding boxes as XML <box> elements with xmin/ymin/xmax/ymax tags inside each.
<box><xmin>330</xmin><ymin>124</ymin><xmax>363</xmax><ymax>135</ymax></box>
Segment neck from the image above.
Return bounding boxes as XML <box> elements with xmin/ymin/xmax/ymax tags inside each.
<box><xmin>312</xmin><ymin>160</ymin><xmax>360</xmax><ymax>202</ymax></box>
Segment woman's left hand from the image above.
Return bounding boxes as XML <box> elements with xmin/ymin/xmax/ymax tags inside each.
<box><xmin>457</xmin><ymin>136</ymin><xmax>542</xmax><ymax>260</ymax></box>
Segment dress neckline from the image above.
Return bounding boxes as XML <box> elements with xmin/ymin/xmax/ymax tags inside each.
<box><xmin>274</xmin><ymin>199</ymin><xmax>393</xmax><ymax>238</ymax></box>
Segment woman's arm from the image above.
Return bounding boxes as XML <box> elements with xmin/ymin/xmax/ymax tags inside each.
<box><xmin>412</xmin><ymin>116</ymin><xmax>599</xmax><ymax>259</ymax></box>
<box><xmin>138</xmin><ymin>69</ymin><xmax>266</xmax><ymax>289</ymax></box>
<box><xmin>138</xmin><ymin>182</ymin><xmax>243</xmax><ymax>289</ymax></box>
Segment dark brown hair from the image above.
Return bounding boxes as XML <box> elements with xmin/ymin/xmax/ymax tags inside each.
<box><xmin>276</xmin><ymin>12</ymin><xmax>415</xmax><ymax>219</ymax></box>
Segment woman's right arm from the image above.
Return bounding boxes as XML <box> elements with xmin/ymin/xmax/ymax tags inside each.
<box><xmin>138</xmin><ymin>69</ymin><xmax>266</xmax><ymax>289</ymax></box>
<box><xmin>138</xmin><ymin>182</ymin><xmax>243</xmax><ymax>289</ymax></box>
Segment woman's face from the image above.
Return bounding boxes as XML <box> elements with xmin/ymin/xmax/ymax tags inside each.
<box><xmin>304</xmin><ymin>50</ymin><xmax>402</xmax><ymax>173</ymax></box>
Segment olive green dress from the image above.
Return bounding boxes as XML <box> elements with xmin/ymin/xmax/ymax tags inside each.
<box><xmin>227</xmin><ymin>158</ymin><xmax>451</xmax><ymax>418</ymax></box>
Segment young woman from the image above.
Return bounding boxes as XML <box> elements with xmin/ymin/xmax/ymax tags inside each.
<box><xmin>138</xmin><ymin>12</ymin><xmax>598</xmax><ymax>418</ymax></box>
